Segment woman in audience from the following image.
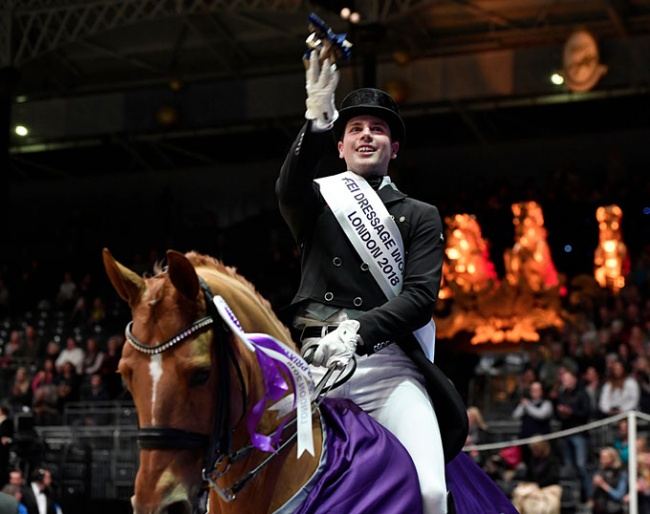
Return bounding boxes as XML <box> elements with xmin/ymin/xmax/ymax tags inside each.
<box><xmin>612</xmin><ymin>418</ymin><xmax>629</xmax><ymax>464</ymax></box>
<box><xmin>30</xmin><ymin>359</ymin><xmax>59</xmax><ymax>426</ymax></box>
<box><xmin>599</xmin><ymin>358</ymin><xmax>640</xmax><ymax>417</ymax></box>
<box><xmin>30</xmin><ymin>359</ymin><xmax>55</xmax><ymax>395</ymax></box>
<box><xmin>81</xmin><ymin>336</ymin><xmax>104</xmax><ymax>377</ymax></box>
<box><xmin>55</xmin><ymin>360</ymin><xmax>81</xmax><ymax>410</ymax></box>
<box><xmin>590</xmin><ymin>446</ymin><xmax>628</xmax><ymax>514</ymax></box>
<box><xmin>632</xmin><ymin>354</ymin><xmax>650</xmax><ymax>414</ymax></box>
<box><xmin>9</xmin><ymin>367</ymin><xmax>32</xmax><ymax>413</ymax></box>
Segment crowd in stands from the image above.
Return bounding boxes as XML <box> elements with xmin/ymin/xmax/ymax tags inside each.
<box><xmin>464</xmin><ymin>272</ymin><xmax>650</xmax><ymax>512</ymax></box>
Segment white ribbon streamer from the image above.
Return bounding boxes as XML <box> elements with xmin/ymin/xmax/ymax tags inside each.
<box><xmin>213</xmin><ymin>295</ymin><xmax>316</xmax><ymax>457</ymax></box>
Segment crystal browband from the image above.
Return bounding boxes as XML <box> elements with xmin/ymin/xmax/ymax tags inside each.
<box><xmin>125</xmin><ymin>316</ymin><xmax>214</xmax><ymax>355</ymax></box>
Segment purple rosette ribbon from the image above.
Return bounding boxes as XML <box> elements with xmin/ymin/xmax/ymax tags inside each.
<box><xmin>213</xmin><ymin>296</ymin><xmax>316</xmax><ymax>457</ymax></box>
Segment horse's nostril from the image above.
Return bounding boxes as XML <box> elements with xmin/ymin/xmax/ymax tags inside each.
<box><xmin>164</xmin><ymin>501</ymin><xmax>191</xmax><ymax>514</ymax></box>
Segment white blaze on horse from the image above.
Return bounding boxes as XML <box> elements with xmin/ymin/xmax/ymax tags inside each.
<box><xmin>103</xmin><ymin>248</ymin><xmax>427</xmax><ymax>514</ymax></box>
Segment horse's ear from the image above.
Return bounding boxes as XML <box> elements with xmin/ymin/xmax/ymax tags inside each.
<box><xmin>102</xmin><ymin>248</ymin><xmax>145</xmax><ymax>305</ymax></box>
<box><xmin>166</xmin><ymin>250</ymin><xmax>200</xmax><ymax>302</ymax></box>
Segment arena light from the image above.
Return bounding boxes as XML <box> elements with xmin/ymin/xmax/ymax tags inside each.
<box><xmin>339</xmin><ymin>6</ymin><xmax>361</xmax><ymax>23</ymax></box>
<box><xmin>14</xmin><ymin>125</ymin><xmax>29</xmax><ymax>137</ymax></box>
<box><xmin>550</xmin><ymin>73</ymin><xmax>564</xmax><ymax>85</ymax></box>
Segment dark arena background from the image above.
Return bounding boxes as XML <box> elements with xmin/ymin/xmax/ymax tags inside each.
<box><xmin>1</xmin><ymin>1</ymin><xmax>650</xmax><ymax>513</ymax></box>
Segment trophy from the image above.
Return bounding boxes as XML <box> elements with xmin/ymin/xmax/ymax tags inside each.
<box><xmin>304</xmin><ymin>12</ymin><xmax>352</xmax><ymax>67</ymax></box>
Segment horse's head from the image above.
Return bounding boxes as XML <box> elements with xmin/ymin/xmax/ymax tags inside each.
<box><xmin>103</xmin><ymin>249</ymin><xmax>306</xmax><ymax>514</ymax></box>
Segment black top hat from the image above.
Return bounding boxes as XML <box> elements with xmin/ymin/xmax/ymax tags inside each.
<box><xmin>333</xmin><ymin>88</ymin><xmax>405</xmax><ymax>144</ymax></box>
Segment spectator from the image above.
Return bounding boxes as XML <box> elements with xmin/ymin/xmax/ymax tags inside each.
<box><xmin>511</xmin><ymin>438</ymin><xmax>563</xmax><ymax>514</ymax></box>
<box><xmin>54</xmin><ymin>272</ymin><xmax>76</xmax><ymax>311</ymax></box>
<box><xmin>616</xmin><ymin>342</ymin><xmax>636</xmax><ymax>371</ymax></box>
<box><xmin>41</xmin><ymin>342</ymin><xmax>60</xmax><ymax>367</ymax></box>
<box><xmin>81</xmin><ymin>337</ymin><xmax>104</xmax><ymax>377</ymax></box>
<box><xmin>0</xmin><ymin>486</ymin><xmax>19</xmax><ymax>513</ymax></box>
<box><xmin>80</xmin><ymin>374</ymin><xmax>110</xmax><ymax>426</ymax></box>
<box><xmin>3</xmin><ymin>331</ymin><xmax>24</xmax><ymax>365</ymax></box>
<box><xmin>1</xmin><ymin>484</ymin><xmax>27</xmax><ymax>514</ymax></box>
<box><xmin>20</xmin><ymin>467</ymin><xmax>57</xmax><ymax>514</ymax></box>
<box><xmin>633</xmin><ymin>355</ymin><xmax>650</xmax><ymax>414</ymax></box>
<box><xmin>512</xmin><ymin>380</ymin><xmax>554</xmax><ymax>438</ymax></box>
<box><xmin>7</xmin><ymin>469</ymin><xmax>24</xmax><ymax>489</ymax></box>
<box><xmin>0</xmin><ymin>404</ymin><xmax>14</xmax><ymax>487</ymax></box>
<box><xmin>590</xmin><ymin>446</ymin><xmax>628</xmax><ymax>514</ymax></box>
<box><xmin>30</xmin><ymin>360</ymin><xmax>55</xmax><ymax>396</ymax></box>
<box><xmin>54</xmin><ymin>337</ymin><xmax>84</xmax><ymax>375</ymax></box>
<box><xmin>99</xmin><ymin>335</ymin><xmax>123</xmax><ymax>399</ymax></box>
<box><xmin>9</xmin><ymin>367</ymin><xmax>32</xmax><ymax>413</ymax></box>
<box><xmin>555</xmin><ymin>366</ymin><xmax>592</xmax><ymax>501</ymax></box>
<box><xmin>612</xmin><ymin>418</ymin><xmax>630</xmax><ymax>464</ymax></box>
<box><xmin>509</xmin><ymin>367</ymin><xmax>538</xmax><ymax>405</ymax></box>
<box><xmin>575</xmin><ymin>337</ymin><xmax>606</xmax><ymax>377</ymax></box>
<box><xmin>538</xmin><ymin>340</ymin><xmax>578</xmax><ymax>392</ymax></box>
<box><xmin>87</xmin><ymin>297</ymin><xmax>106</xmax><ymax>328</ymax></box>
<box><xmin>465</xmin><ymin>406</ymin><xmax>489</xmax><ymax>466</ymax></box>
<box><xmin>632</xmin><ymin>437</ymin><xmax>650</xmax><ymax>514</ymax></box>
<box><xmin>583</xmin><ymin>365</ymin><xmax>604</xmax><ymax>421</ymax></box>
<box><xmin>628</xmin><ymin>325</ymin><xmax>649</xmax><ymax>358</ymax></box>
<box><xmin>0</xmin><ymin>277</ymin><xmax>9</xmax><ymax>318</ymax></box>
<box><xmin>30</xmin><ymin>360</ymin><xmax>59</xmax><ymax>426</ymax></box>
<box><xmin>599</xmin><ymin>359</ymin><xmax>640</xmax><ymax>417</ymax></box>
<box><xmin>55</xmin><ymin>361</ymin><xmax>80</xmax><ymax>410</ymax></box>
<box><xmin>21</xmin><ymin>326</ymin><xmax>41</xmax><ymax>363</ymax></box>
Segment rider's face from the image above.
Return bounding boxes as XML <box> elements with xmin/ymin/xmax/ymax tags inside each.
<box><xmin>338</xmin><ymin>115</ymin><xmax>399</xmax><ymax>178</ymax></box>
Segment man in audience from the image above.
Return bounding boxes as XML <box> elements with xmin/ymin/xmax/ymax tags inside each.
<box><xmin>21</xmin><ymin>467</ymin><xmax>56</xmax><ymax>514</ymax></box>
<box><xmin>54</xmin><ymin>338</ymin><xmax>84</xmax><ymax>375</ymax></box>
<box><xmin>555</xmin><ymin>366</ymin><xmax>592</xmax><ymax>502</ymax></box>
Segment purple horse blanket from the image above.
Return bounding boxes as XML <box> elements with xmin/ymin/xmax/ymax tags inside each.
<box><xmin>293</xmin><ymin>398</ymin><xmax>517</xmax><ymax>514</ymax></box>
<box><xmin>294</xmin><ymin>398</ymin><xmax>423</xmax><ymax>513</ymax></box>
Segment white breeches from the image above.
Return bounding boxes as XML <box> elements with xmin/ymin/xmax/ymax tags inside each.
<box><xmin>309</xmin><ymin>344</ymin><xmax>448</xmax><ymax>514</ymax></box>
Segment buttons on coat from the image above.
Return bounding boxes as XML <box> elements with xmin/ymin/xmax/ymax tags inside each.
<box><xmin>373</xmin><ymin>341</ymin><xmax>392</xmax><ymax>353</ymax></box>
<box><xmin>324</xmin><ymin>292</ymin><xmax>334</xmax><ymax>301</ymax></box>
<box><xmin>353</xmin><ymin>297</ymin><xmax>363</xmax><ymax>307</ymax></box>
<box><xmin>294</xmin><ymin>132</ymin><xmax>304</xmax><ymax>155</ymax></box>
<box><xmin>332</xmin><ymin>257</ymin><xmax>342</xmax><ymax>266</ymax></box>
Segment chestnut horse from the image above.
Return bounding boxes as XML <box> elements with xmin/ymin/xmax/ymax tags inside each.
<box><xmin>103</xmin><ymin>248</ymin><xmax>424</xmax><ymax>514</ymax></box>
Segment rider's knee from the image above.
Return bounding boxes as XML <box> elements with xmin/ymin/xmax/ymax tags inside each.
<box><xmin>421</xmin><ymin>480</ymin><xmax>448</xmax><ymax>514</ymax></box>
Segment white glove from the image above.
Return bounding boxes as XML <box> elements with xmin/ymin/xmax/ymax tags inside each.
<box><xmin>305</xmin><ymin>50</ymin><xmax>339</xmax><ymax>129</ymax></box>
<box><xmin>308</xmin><ymin>320</ymin><xmax>360</xmax><ymax>369</ymax></box>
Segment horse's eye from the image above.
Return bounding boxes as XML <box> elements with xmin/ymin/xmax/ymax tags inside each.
<box><xmin>189</xmin><ymin>369</ymin><xmax>210</xmax><ymax>388</ymax></box>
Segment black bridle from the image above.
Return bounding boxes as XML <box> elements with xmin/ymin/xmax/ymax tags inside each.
<box><xmin>125</xmin><ymin>276</ymin><xmax>249</xmax><ymax>506</ymax></box>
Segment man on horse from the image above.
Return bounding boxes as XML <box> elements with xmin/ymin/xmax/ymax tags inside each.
<box><xmin>276</xmin><ymin>48</ymin><xmax>467</xmax><ymax>514</ymax></box>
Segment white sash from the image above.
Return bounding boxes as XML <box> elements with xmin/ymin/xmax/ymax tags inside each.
<box><xmin>315</xmin><ymin>171</ymin><xmax>436</xmax><ymax>362</ymax></box>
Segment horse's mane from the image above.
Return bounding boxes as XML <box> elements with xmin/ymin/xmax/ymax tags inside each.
<box><xmin>155</xmin><ymin>251</ymin><xmax>293</xmax><ymax>344</ymax></box>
